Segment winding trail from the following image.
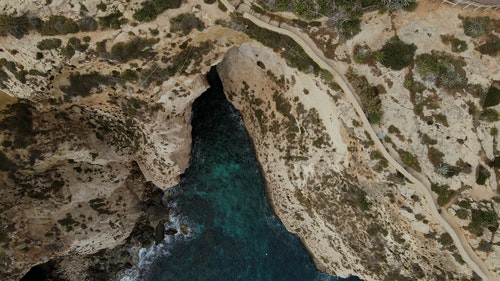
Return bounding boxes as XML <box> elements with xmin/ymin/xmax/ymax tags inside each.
<box><xmin>219</xmin><ymin>0</ymin><xmax>495</xmax><ymax>280</ymax></box>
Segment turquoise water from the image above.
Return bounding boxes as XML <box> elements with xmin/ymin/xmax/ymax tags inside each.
<box><xmin>145</xmin><ymin>67</ymin><xmax>361</xmax><ymax>281</ymax></box>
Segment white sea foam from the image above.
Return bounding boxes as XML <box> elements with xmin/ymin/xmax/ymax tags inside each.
<box><xmin>118</xmin><ymin>196</ymin><xmax>195</xmax><ymax>281</ymax></box>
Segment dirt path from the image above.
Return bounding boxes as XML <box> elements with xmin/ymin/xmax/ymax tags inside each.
<box><xmin>219</xmin><ymin>0</ymin><xmax>496</xmax><ymax>280</ymax></box>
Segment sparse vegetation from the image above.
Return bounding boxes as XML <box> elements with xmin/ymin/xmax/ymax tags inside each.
<box><xmin>38</xmin><ymin>15</ymin><xmax>79</xmax><ymax>35</ymax></box>
<box><xmin>231</xmin><ymin>16</ymin><xmax>320</xmax><ymax>74</ymax></box>
<box><xmin>346</xmin><ymin>68</ymin><xmax>382</xmax><ymax>124</ymax></box>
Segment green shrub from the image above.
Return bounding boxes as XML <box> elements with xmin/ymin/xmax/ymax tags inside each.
<box><xmin>475</xmin><ymin>165</ymin><xmax>491</xmax><ymax>185</ymax></box>
<box><xmin>379</xmin><ymin>36</ymin><xmax>417</xmax><ymax>70</ymax></box>
<box><xmin>60</xmin><ymin>45</ymin><xmax>75</xmax><ymax>58</ymax></box>
<box><xmin>353</xmin><ymin>44</ymin><xmax>374</xmax><ymax>64</ymax></box>
<box><xmin>441</xmin><ymin>34</ymin><xmax>467</xmax><ymax>53</ymax></box>
<box><xmin>0</xmin><ymin>14</ymin><xmax>32</xmax><ymax>39</ymax></box>
<box><xmin>37</xmin><ymin>38</ymin><xmax>62</xmax><ymax>50</ymax></box>
<box><xmin>121</xmin><ymin>69</ymin><xmax>138</xmax><ymax>82</ymax></box>
<box><xmin>476</xmin><ymin>37</ymin><xmax>500</xmax><ymax>56</ymax></box>
<box><xmin>431</xmin><ymin>183</ymin><xmax>456</xmax><ymax>206</ymax></box>
<box><xmin>438</xmin><ymin>232</ymin><xmax>453</xmax><ymax>246</ymax></box>
<box><xmin>99</xmin><ymin>12</ymin><xmax>128</xmax><ymax>29</ymax></box>
<box><xmin>39</xmin><ymin>15</ymin><xmax>79</xmax><ymax>35</ymax></box>
<box><xmin>483</xmin><ymin>83</ymin><xmax>500</xmax><ymax>107</ymax></box>
<box><xmin>61</xmin><ymin>72</ymin><xmax>114</xmax><ymax>99</ymax></box>
<box><xmin>456</xmin><ymin>208</ymin><xmax>469</xmax><ymax>220</ymax></box>
<box><xmin>95</xmin><ymin>40</ymin><xmax>107</xmax><ymax>53</ymax></box>
<box><xmin>204</xmin><ymin>0</ymin><xmax>216</xmax><ymax>3</ymax></box>
<box><xmin>96</xmin><ymin>2</ymin><xmax>107</xmax><ymax>12</ymax></box>
<box><xmin>170</xmin><ymin>13</ymin><xmax>205</xmax><ymax>34</ymax></box>
<box><xmin>346</xmin><ymin>69</ymin><xmax>382</xmax><ymax>124</ymax></box>
<box><xmin>427</xmin><ymin>146</ymin><xmax>444</xmax><ymax>168</ymax></box>
<box><xmin>463</xmin><ymin>17</ymin><xmax>487</xmax><ymax>38</ymax></box>
<box><xmin>402</xmin><ymin>151</ymin><xmax>416</xmax><ymax>165</ymax></box>
<box><xmin>403</xmin><ymin>78</ymin><xmax>426</xmax><ymax>93</ymax></box>
<box><xmin>481</xmin><ymin>108</ymin><xmax>499</xmax><ymax>122</ymax></box>
<box><xmin>78</xmin><ymin>16</ymin><xmax>98</xmax><ymax>32</ymax></box>
<box><xmin>218</xmin><ymin>0</ymin><xmax>227</xmax><ymax>11</ymax></box>
<box><xmin>468</xmin><ymin>207</ymin><xmax>499</xmax><ymax>237</ymax></box>
<box><xmin>110</xmin><ymin>37</ymin><xmax>159</xmax><ymax>62</ymax></box>
<box><xmin>339</xmin><ymin>18</ymin><xmax>361</xmax><ymax>39</ymax></box>
<box><xmin>133</xmin><ymin>0</ymin><xmax>182</xmax><ymax>22</ymax></box>
<box><xmin>68</xmin><ymin>37</ymin><xmax>88</xmax><ymax>52</ymax></box>
<box><xmin>451</xmin><ymin>38</ymin><xmax>467</xmax><ymax>53</ymax></box>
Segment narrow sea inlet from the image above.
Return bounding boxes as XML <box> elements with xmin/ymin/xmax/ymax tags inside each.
<box><xmin>145</xmin><ymin>67</ymin><xmax>360</xmax><ymax>281</ymax></box>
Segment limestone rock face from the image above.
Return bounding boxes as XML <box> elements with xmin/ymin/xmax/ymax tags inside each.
<box><xmin>0</xmin><ymin>96</ymin><xmax>178</xmax><ymax>280</ymax></box>
<box><xmin>217</xmin><ymin>44</ymin><xmax>472</xmax><ymax>280</ymax></box>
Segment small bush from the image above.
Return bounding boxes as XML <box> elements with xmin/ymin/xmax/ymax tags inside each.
<box><xmin>99</xmin><ymin>12</ymin><xmax>128</xmax><ymax>29</ymax></box>
<box><xmin>170</xmin><ymin>13</ymin><xmax>205</xmax><ymax>34</ymax></box>
<box><xmin>379</xmin><ymin>36</ymin><xmax>417</xmax><ymax>70</ymax></box>
<box><xmin>203</xmin><ymin>0</ymin><xmax>216</xmax><ymax>3</ymax></box>
<box><xmin>133</xmin><ymin>0</ymin><xmax>182</xmax><ymax>22</ymax></box>
<box><xmin>110</xmin><ymin>37</ymin><xmax>159</xmax><ymax>62</ymax></box>
<box><xmin>37</xmin><ymin>38</ymin><xmax>62</xmax><ymax>50</ymax></box>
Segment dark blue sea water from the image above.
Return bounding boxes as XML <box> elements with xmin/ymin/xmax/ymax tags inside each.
<box><xmin>145</xmin><ymin>67</ymin><xmax>361</xmax><ymax>281</ymax></box>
